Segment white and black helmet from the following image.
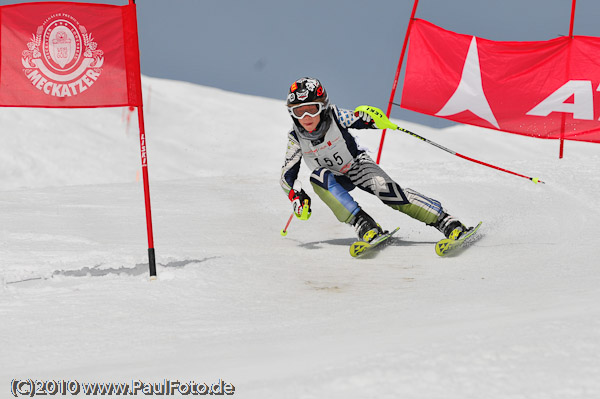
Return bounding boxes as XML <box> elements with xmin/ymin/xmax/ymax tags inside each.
<box><xmin>286</xmin><ymin>77</ymin><xmax>329</xmax><ymax>109</ymax></box>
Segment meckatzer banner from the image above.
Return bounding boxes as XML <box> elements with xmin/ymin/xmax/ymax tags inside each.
<box><xmin>0</xmin><ymin>1</ymin><xmax>142</xmax><ymax>108</ymax></box>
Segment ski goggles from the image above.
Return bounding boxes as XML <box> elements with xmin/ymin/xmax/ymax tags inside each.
<box><xmin>288</xmin><ymin>102</ymin><xmax>326</xmax><ymax>119</ymax></box>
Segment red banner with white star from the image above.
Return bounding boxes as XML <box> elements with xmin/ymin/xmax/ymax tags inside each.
<box><xmin>401</xmin><ymin>19</ymin><xmax>600</xmax><ymax>143</ymax></box>
<box><xmin>0</xmin><ymin>1</ymin><xmax>142</xmax><ymax>108</ymax></box>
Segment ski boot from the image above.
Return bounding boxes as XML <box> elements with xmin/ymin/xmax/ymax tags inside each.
<box><xmin>435</xmin><ymin>212</ymin><xmax>468</xmax><ymax>240</ymax></box>
<box><xmin>352</xmin><ymin>209</ymin><xmax>384</xmax><ymax>243</ymax></box>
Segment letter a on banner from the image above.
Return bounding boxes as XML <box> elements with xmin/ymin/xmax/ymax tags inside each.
<box><xmin>527</xmin><ymin>80</ymin><xmax>594</xmax><ymax>120</ymax></box>
<box><xmin>0</xmin><ymin>0</ymin><xmax>158</xmax><ymax>278</ymax></box>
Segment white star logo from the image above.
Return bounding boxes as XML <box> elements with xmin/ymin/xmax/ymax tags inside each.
<box><xmin>436</xmin><ymin>37</ymin><xmax>500</xmax><ymax>129</ymax></box>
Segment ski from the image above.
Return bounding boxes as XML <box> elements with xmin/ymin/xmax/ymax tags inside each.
<box><xmin>350</xmin><ymin>227</ymin><xmax>400</xmax><ymax>258</ymax></box>
<box><xmin>435</xmin><ymin>222</ymin><xmax>483</xmax><ymax>257</ymax></box>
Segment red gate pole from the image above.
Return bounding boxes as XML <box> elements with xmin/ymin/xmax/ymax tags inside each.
<box><xmin>129</xmin><ymin>0</ymin><xmax>156</xmax><ymax>279</ymax></box>
<box><xmin>137</xmin><ymin>106</ymin><xmax>157</xmax><ymax>279</ymax></box>
<box><xmin>560</xmin><ymin>0</ymin><xmax>577</xmax><ymax>159</ymax></box>
<box><xmin>376</xmin><ymin>0</ymin><xmax>420</xmax><ymax>164</ymax></box>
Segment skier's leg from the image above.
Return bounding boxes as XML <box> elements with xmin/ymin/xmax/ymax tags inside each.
<box><xmin>310</xmin><ymin>168</ymin><xmax>359</xmax><ymax>223</ymax></box>
<box><xmin>346</xmin><ymin>153</ymin><xmax>465</xmax><ymax>237</ymax></box>
<box><xmin>310</xmin><ymin>168</ymin><xmax>383</xmax><ymax>241</ymax></box>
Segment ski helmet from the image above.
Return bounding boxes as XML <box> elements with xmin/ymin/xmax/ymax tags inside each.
<box><xmin>286</xmin><ymin>77</ymin><xmax>329</xmax><ymax>111</ymax></box>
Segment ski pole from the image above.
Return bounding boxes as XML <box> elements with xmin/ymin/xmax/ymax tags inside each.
<box><xmin>282</xmin><ymin>181</ymin><xmax>306</xmax><ymax>236</ymax></box>
<box><xmin>280</xmin><ymin>213</ymin><xmax>294</xmax><ymax>236</ymax></box>
<box><xmin>281</xmin><ymin>199</ymin><xmax>310</xmax><ymax>236</ymax></box>
<box><xmin>356</xmin><ymin>105</ymin><xmax>545</xmax><ymax>184</ymax></box>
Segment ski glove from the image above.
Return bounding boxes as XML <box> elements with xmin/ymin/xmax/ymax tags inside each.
<box><xmin>289</xmin><ymin>189</ymin><xmax>312</xmax><ymax>220</ymax></box>
<box><xmin>354</xmin><ymin>111</ymin><xmax>378</xmax><ymax>128</ymax></box>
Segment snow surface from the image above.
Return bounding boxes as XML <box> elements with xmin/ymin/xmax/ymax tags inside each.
<box><xmin>1</xmin><ymin>76</ymin><xmax>600</xmax><ymax>398</ymax></box>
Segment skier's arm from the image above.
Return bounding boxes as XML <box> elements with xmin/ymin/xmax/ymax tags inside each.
<box><xmin>280</xmin><ymin>132</ymin><xmax>302</xmax><ymax>196</ymax></box>
<box><xmin>280</xmin><ymin>132</ymin><xmax>312</xmax><ymax>220</ymax></box>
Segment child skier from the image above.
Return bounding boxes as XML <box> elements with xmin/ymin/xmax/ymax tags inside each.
<box><xmin>280</xmin><ymin>77</ymin><xmax>469</xmax><ymax>243</ymax></box>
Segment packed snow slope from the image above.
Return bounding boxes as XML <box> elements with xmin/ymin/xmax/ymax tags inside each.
<box><xmin>1</xmin><ymin>76</ymin><xmax>599</xmax><ymax>399</ymax></box>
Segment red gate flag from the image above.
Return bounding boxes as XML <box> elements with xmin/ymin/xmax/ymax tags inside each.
<box><xmin>1</xmin><ymin>1</ymin><xmax>156</xmax><ymax>278</ymax></box>
<box><xmin>0</xmin><ymin>1</ymin><xmax>142</xmax><ymax>108</ymax></box>
<box><xmin>401</xmin><ymin>19</ymin><xmax>600</xmax><ymax>143</ymax></box>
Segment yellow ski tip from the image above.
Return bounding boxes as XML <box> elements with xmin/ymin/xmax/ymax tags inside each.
<box><xmin>350</xmin><ymin>241</ymin><xmax>371</xmax><ymax>257</ymax></box>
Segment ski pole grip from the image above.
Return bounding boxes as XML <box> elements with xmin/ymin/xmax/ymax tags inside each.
<box><xmin>300</xmin><ymin>199</ymin><xmax>311</xmax><ymax>220</ymax></box>
<box><xmin>354</xmin><ymin>105</ymin><xmax>398</xmax><ymax>130</ymax></box>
